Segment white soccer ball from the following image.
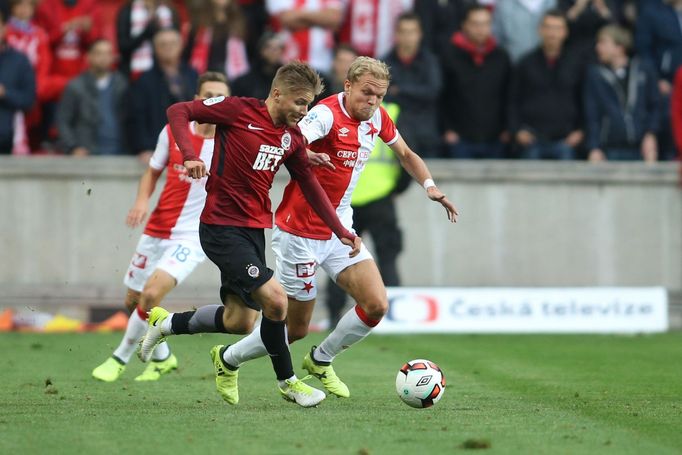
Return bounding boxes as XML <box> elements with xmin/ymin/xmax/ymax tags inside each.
<box><xmin>395</xmin><ymin>359</ymin><xmax>446</xmax><ymax>408</ymax></box>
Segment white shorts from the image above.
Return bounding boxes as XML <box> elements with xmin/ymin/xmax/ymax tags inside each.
<box><xmin>272</xmin><ymin>226</ymin><xmax>373</xmax><ymax>301</ymax></box>
<box><xmin>123</xmin><ymin>234</ymin><xmax>206</xmax><ymax>292</ymax></box>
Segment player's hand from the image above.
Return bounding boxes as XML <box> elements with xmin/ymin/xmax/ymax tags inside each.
<box><xmin>184</xmin><ymin>160</ymin><xmax>209</xmax><ymax>179</ymax></box>
<box><xmin>427</xmin><ymin>187</ymin><xmax>458</xmax><ymax>223</ymax></box>
<box><xmin>341</xmin><ymin>235</ymin><xmax>362</xmax><ymax>258</ymax></box>
<box><xmin>307</xmin><ymin>150</ymin><xmax>335</xmax><ymax>170</ymax></box>
<box><xmin>126</xmin><ymin>201</ymin><xmax>149</xmax><ymax>228</ymax></box>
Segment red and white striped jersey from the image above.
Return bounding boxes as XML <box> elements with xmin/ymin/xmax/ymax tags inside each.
<box><xmin>266</xmin><ymin>0</ymin><xmax>345</xmax><ymax>73</ymax></box>
<box><xmin>144</xmin><ymin>123</ymin><xmax>214</xmax><ymax>241</ymax></box>
<box><xmin>275</xmin><ymin>93</ymin><xmax>399</xmax><ymax>239</ymax></box>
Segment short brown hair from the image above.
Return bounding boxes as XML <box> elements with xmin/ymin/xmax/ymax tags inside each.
<box><xmin>196</xmin><ymin>71</ymin><xmax>229</xmax><ymax>95</ymax></box>
<box><xmin>271</xmin><ymin>61</ymin><xmax>324</xmax><ymax>96</ymax></box>
<box><xmin>346</xmin><ymin>56</ymin><xmax>391</xmax><ymax>84</ymax></box>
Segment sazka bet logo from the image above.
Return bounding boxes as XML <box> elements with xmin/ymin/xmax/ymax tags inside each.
<box><xmin>252</xmin><ymin>145</ymin><xmax>284</xmax><ymax>171</ymax></box>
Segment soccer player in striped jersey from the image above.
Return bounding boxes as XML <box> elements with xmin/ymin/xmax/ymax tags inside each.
<box><xmin>215</xmin><ymin>57</ymin><xmax>457</xmax><ymax>398</ymax></box>
<box><xmin>91</xmin><ymin>72</ymin><xmax>229</xmax><ymax>383</ymax></box>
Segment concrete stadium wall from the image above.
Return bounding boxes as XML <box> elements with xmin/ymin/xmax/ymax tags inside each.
<box><xmin>0</xmin><ymin>157</ymin><xmax>680</xmax><ymax>312</ymax></box>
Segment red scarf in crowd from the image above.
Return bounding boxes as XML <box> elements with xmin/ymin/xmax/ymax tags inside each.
<box><xmin>189</xmin><ymin>27</ymin><xmax>249</xmax><ymax>81</ymax></box>
<box><xmin>451</xmin><ymin>32</ymin><xmax>497</xmax><ymax>66</ymax></box>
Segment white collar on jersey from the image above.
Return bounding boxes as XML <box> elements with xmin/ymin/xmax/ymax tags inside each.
<box><xmin>338</xmin><ymin>93</ymin><xmax>353</xmax><ymax>120</ymax></box>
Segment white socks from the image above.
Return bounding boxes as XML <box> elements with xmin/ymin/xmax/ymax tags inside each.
<box><xmin>222</xmin><ymin>327</ymin><xmax>268</xmax><ymax>368</ymax></box>
<box><xmin>151</xmin><ymin>341</ymin><xmax>170</xmax><ymax>361</ymax></box>
<box><xmin>113</xmin><ymin>309</ymin><xmax>148</xmax><ymax>363</ymax></box>
<box><xmin>222</xmin><ymin>326</ymin><xmax>296</xmax><ymax>388</ymax></box>
<box><xmin>220</xmin><ymin>305</ymin><xmax>378</xmax><ymax>370</ymax></box>
<box><xmin>315</xmin><ymin>305</ymin><xmax>375</xmax><ymax>363</ymax></box>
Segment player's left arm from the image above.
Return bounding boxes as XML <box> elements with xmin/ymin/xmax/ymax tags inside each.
<box><xmin>286</xmin><ymin>143</ymin><xmax>361</xmax><ymax>256</ymax></box>
<box><xmin>389</xmin><ymin>136</ymin><xmax>458</xmax><ymax>223</ymax></box>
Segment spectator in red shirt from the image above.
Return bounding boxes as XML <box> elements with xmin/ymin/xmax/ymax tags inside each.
<box><xmin>34</xmin><ymin>0</ymin><xmax>101</xmax><ymax>83</ymax></box>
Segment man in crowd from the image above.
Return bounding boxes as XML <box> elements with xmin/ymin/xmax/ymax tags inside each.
<box><xmin>56</xmin><ymin>39</ymin><xmax>129</xmax><ymax>156</ymax></box>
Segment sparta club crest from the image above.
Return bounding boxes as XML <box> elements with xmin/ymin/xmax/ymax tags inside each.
<box><xmin>281</xmin><ymin>132</ymin><xmax>291</xmax><ymax>150</ymax></box>
<box><xmin>246</xmin><ymin>264</ymin><xmax>260</xmax><ymax>278</ymax></box>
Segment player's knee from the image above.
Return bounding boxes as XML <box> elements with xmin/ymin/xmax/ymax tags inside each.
<box><xmin>287</xmin><ymin>324</ymin><xmax>309</xmax><ymax>343</ymax></box>
<box><xmin>260</xmin><ymin>288</ymin><xmax>288</xmax><ymax>321</ymax></box>
<box><xmin>139</xmin><ymin>288</ymin><xmax>162</xmax><ymax>310</ymax></box>
<box><xmin>361</xmin><ymin>294</ymin><xmax>388</xmax><ymax>320</ymax></box>
<box><xmin>223</xmin><ymin>317</ymin><xmax>255</xmax><ymax>335</ymax></box>
<box><xmin>124</xmin><ymin>291</ymin><xmax>141</xmax><ymax>313</ymax></box>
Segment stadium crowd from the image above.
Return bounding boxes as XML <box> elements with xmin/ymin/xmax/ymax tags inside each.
<box><xmin>0</xmin><ymin>0</ymin><xmax>680</xmax><ymax>161</ymax></box>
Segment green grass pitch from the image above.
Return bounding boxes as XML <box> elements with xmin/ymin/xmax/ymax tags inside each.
<box><xmin>2</xmin><ymin>332</ymin><xmax>682</xmax><ymax>454</ymax></box>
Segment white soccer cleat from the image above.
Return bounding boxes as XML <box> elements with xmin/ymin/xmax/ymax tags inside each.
<box><xmin>279</xmin><ymin>378</ymin><xmax>326</xmax><ymax>407</ymax></box>
<box><xmin>137</xmin><ymin>307</ymin><xmax>170</xmax><ymax>363</ymax></box>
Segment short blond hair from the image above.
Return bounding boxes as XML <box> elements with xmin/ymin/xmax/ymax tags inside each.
<box><xmin>598</xmin><ymin>24</ymin><xmax>632</xmax><ymax>52</ymax></box>
<box><xmin>346</xmin><ymin>56</ymin><xmax>391</xmax><ymax>84</ymax></box>
<box><xmin>271</xmin><ymin>61</ymin><xmax>324</xmax><ymax>96</ymax></box>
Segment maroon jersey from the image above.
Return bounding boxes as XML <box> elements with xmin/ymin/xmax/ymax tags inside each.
<box><xmin>167</xmin><ymin>96</ymin><xmax>355</xmax><ymax>240</ymax></box>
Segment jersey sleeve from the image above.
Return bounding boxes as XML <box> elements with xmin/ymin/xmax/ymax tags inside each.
<box><xmin>283</xmin><ymin>138</ymin><xmax>312</xmax><ymax>181</ymax></box>
<box><xmin>148</xmin><ymin>126</ymin><xmax>170</xmax><ymax>171</ymax></box>
<box><xmin>378</xmin><ymin>105</ymin><xmax>400</xmax><ymax>145</ymax></box>
<box><xmin>298</xmin><ymin>104</ymin><xmax>334</xmax><ymax>145</ymax></box>
<box><xmin>167</xmin><ymin>96</ymin><xmax>244</xmax><ymax>162</ymax></box>
<box><xmin>186</xmin><ymin>96</ymin><xmax>243</xmax><ymax>126</ymax></box>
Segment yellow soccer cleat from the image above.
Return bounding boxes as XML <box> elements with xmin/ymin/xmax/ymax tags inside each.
<box><xmin>134</xmin><ymin>354</ymin><xmax>178</xmax><ymax>381</ymax></box>
<box><xmin>210</xmin><ymin>345</ymin><xmax>239</xmax><ymax>405</ymax></box>
<box><xmin>92</xmin><ymin>357</ymin><xmax>126</xmax><ymax>382</ymax></box>
<box><xmin>138</xmin><ymin>307</ymin><xmax>170</xmax><ymax>363</ymax></box>
<box><xmin>302</xmin><ymin>347</ymin><xmax>350</xmax><ymax>398</ymax></box>
<box><xmin>279</xmin><ymin>377</ymin><xmax>326</xmax><ymax>407</ymax></box>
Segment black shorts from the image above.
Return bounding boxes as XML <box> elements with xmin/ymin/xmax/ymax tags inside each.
<box><xmin>199</xmin><ymin>223</ymin><xmax>274</xmax><ymax>311</ymax></box>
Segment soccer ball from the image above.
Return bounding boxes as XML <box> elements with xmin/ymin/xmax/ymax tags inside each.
<box><xmin>395</xmin><ymin>359</ymin><xmax>446</xmax><ymax>408</ymax></box>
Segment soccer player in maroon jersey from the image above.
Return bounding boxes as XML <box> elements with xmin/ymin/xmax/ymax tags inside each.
<box><xmin>92</xmin><ymin>72</ymin><xmax>230</xmax><ymax>383</ymax></box>
<box><xmin>209</xmin><ymin>57</ymin><xmax>458</xmax><ymax>398</ymax></box>
<box><xmin>138</xmin><ymin>61</ymin><xmax>361</xmax><ymax>407</ymax></box>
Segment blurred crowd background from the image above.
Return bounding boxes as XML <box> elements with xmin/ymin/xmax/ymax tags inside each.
<box><xmin>0</xmin><ymin>0</ymin><xmax>681</xmax><ymax>162</ymax></box>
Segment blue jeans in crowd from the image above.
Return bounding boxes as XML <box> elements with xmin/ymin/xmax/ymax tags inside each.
<box><xmin>521</xmin><ymin>141</ymin><xmax>576</xmax><ymax>160</ymax></box>
<box><xmin>445</xmin><ymin>141</ymin><xmax>505</xmax><ymax>159</ymax></box>
<box><xmin>604</xmin><ymin>147</ymin><xmax>641</xmax><ymax>161</ymax></box>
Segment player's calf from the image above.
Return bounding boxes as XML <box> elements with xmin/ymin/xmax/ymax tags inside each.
<box><xmin>287</xmin><ymin>323</ymin><xmax>309</xmax><ymax>343</ymax></box>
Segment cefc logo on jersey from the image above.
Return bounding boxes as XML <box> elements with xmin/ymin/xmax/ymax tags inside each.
<box><xmin>253</xmin><ymin>144</ymin><xmax>284</xmax><ymax>171</ymax></box>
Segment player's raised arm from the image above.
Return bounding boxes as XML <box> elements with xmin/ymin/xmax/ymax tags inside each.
<box><xmin>166</xmin><ymin>96</ymin><xmax>237</xmax><ymax>178</ymax></box>
<box><xmin>389</xmin><ymin>136</ymin><xmax>459</xmax><ymax>223</ymax></box>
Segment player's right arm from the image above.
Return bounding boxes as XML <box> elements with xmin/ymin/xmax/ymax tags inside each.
<box><xmin>166</xmin><ymin>96</ymin><xmax>238</xmax><ymax>178</ymax></box>
<box><xmin>126</xmin><ymin>128</ymin><xmax>167</xmax><ymax>228</ymax></box>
